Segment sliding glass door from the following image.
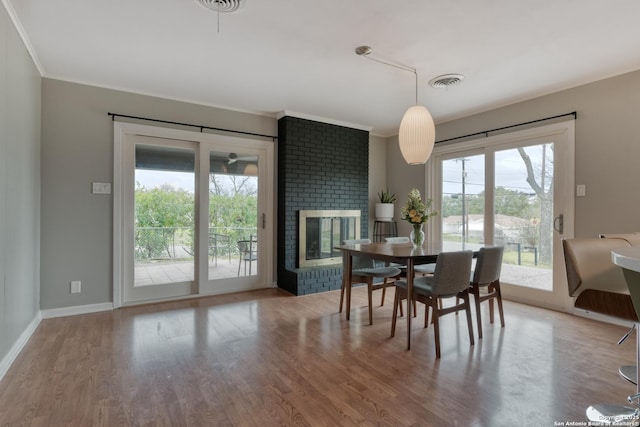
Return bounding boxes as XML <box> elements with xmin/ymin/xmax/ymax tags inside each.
<box><xmin>123</xmin><ymin>138</ymin><xmax>197</xmax><ymax>302</ymax></box>
<box><xmin>199</xmin><ymin>145</ymin><xmax>268</xmax><ymax>296</ymax></box>
<box><xmin>114</xmin><ymin>123</ymin><xmax>274</xmax><ymax>306</ymax></box>
<box><xmin>441</xmin><ymin>153</ymin><xmax>485</xmax><ymax>251</ymax></box>
<box><xmin>431</xmin><ymin>121</ymin><xmax>574</xmax><ymax>310</ymax></box>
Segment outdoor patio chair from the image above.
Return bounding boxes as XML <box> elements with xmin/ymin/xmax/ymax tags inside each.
<box><xmin>237</xmin><ymin>237</ymin><xmax>257</xmax><ymax>276</ymax></box>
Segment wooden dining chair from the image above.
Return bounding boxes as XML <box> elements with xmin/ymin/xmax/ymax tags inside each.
<box><xmin>383</xmin><ymin>237</ymin><xmax>436</xmax><ymax>274</ymax></box>
<box><xmin>391</xmin><ymin>250</ymin><xmax>474</xmax><ymax>358</ymax></box>
<box><xmin>340</xmin><ymin>239</ymin><xmax>402</xmax><ymax>325</ymax></box>
<box><xmin>470</xmin><ymin>246</ymin><xmax>505</xmax><ymax>338</ymax></box>
<box><xmin>383</xmin><ymin>236</ymin><xmax>434</xmax><ymax>317</ymax></box>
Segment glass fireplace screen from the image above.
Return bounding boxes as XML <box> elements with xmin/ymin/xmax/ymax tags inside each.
<box><xmin>298</xmin><ymin>210</ymin><xmax>361</xmax><ymax>268</ymax></box>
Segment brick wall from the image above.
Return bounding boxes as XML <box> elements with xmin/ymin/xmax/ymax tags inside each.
<box><xmin>277</xmin><ymin>116</ymin><xmax>369</xmax><ymax>295</ymax></box>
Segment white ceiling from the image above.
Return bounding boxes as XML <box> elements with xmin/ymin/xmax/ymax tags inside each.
<box><xmin>7</xmin><ymin>0</ymin><xmax>640</xmax><ymax>136</ymax></box>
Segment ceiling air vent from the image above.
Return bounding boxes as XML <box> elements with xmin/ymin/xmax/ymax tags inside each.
<box><xmin>428</xmin><ymin>74</ymin><xmax>465</xmax><ymax>89</ymax></box>
<box><xmin>194</xmin><ymin>0</ymin><xmax>245</xmax><ymax>13</ymax></box>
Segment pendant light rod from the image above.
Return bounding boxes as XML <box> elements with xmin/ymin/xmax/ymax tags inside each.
<box><xmin>356</xmin><ymin>45</ymin><xmax>435</xmax><ymax>165</ymax></box>
<box><xmin>355</xmin><ymin>46</ymin><xmax>418</xmax><ymax>104</ymax></box>
<box><xmin>413</xmin><ymin>69</ymin><xmax>418</xmax><ymax>105</ymax></box>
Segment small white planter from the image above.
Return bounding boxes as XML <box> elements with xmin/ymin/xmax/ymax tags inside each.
<box><xmin>375</xmin><ymin>203</ymin><xmax>395</xmax><ymax>221</ymax></box>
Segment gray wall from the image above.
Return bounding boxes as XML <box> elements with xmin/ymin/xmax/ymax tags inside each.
<box><xmin>386</xmin><ymin>134</ymin><xmax>427</xmax><ymax>238</ymax></box>
<box><xmin>40</xmin><ymin>79</ymin><xmax>277</xmax><ymax>309</ymax></box>
<box><xmin>368</xmin><ymin>134</ymin><xmax>387</xmax><ymax>237</ymax></box>
<box><xmin>387</xmin><ymin>70</ymin><xmax>640</xmax><ymax>239</ymax></box>
<box><xmin>0</xmin><ymin>8</ymin><xmax>41</xmax><ymax>360</ymax></box>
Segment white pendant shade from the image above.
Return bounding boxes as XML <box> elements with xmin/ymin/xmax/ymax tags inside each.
<box><xmin>243</xmin><ymin>163</ymin><xmax>258</xmax><ymax>176</ymax></box>
<box><xmin>398</xmin><ymin>105</ymin><xmax>436</xmax><ymax>165</ymax></box>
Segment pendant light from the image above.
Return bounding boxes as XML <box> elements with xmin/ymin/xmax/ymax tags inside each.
<box><xmin>398</xmin><ymin>70</ymin><xmax>435</xmax><ymax>165</ymax></box>
<box><xmin>355</xmin><ymin>46</ymin><xmax>436</xmax><ymax>165</ymax></box>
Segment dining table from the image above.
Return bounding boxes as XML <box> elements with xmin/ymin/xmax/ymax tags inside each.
<box><xmin>336</xmin><ymin>240</ymin><xmax>441</xmax><ymax>350</ymax></box>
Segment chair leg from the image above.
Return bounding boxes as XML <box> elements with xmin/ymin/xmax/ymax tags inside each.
<box><xmin>462</xmin><ymin>291</ymin><xmax>475</xmax><ymax>346</ymax></box>
<box><xmin>367</xmin><ymin>279</ymin><xmax>374</xmax><ymax>325</ymax></box>
<box><xmin>380</xmin><ymin>278</ymin><xmax>387</xmax><ymax>306</ymax></box>
<box><xmin>424</xmin><ymin>300</ymin><xmax>430</xmax><ymax>328</ymax></box>
<box><xmin>431</xmin><ymin>296</ymin><xmax>441</xmax><ymax>359</ymax></box>
<box><xmin>473</xmin><ymin>286</ymin><xmax>483</xmax><ymax>339</ymax></box>
<box><xmin>495</xmin><ymin>282</ymin><xmax>505</xmax><ymax>328</ymax></box>
<box><xmin>346</xmin><ymin>280</ymin><xmax>352</xmax><ymax>321</ymax></box>
<box><xmin>488</xmin><ymin>294</ymin><xmax>495</xmax><ymax>324</ymax></box>
<box><xmin>339</xmin><ymin>280</ymin><xmax>345</xmax><ymax>313</ymax></box>
<box><xmin>391</xmin><ymin>287</ymin><xmax>400</xmax><ymax>337</ymax></box>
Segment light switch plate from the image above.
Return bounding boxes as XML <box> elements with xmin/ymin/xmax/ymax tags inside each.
<box><xmin>576</xmin><ymin>184</ymin><xmax>586</xmax><ymax>197</ymax></box>
<box><xmin>70</xmin><ymin>280</ymin><xmax>81</xmax><ymax>293</ymax></box>
<box><xmin>92</xmin><ymin>182</ymin><xmax>111</xmax><ymax>194</ymax></box>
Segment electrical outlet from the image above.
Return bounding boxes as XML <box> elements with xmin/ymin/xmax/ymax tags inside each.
<box><xmin>70</xmin><ymin>280</ymin><xmax>81</xmax><ymax>294</ymax></box>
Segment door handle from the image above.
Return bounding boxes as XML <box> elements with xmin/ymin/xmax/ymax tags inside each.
<box><xmin>553</xmin><ymin>214</ymin><xmax>564</xmax><ymax>234</ymax></box>
<box><xmin>262</xmin><ymin>213</ymin><xmax>266</xmax><ymax>229</ymax></box>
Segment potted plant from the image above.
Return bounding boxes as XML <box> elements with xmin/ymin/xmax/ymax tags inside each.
<box><xmin>375</xmin><ymin>189</ymin><xmax>397</xmax><ymax>221</ymax></box>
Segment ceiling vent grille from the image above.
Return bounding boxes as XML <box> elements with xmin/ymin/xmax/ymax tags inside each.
<box><xmin>194</xmin><ymin>0</ymin><xmax>244</xmax><ymax>13</ymax></box>
<box><xmin>429</xmin><ymin>74</ymin><xmax>465</xmax><ymax>89</ymax></box>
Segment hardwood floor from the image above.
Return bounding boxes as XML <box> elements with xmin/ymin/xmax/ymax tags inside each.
<box><xmin>0</xmin><ymin>287</ymin><xmax>637</xmax><ymax>426</ymax></box>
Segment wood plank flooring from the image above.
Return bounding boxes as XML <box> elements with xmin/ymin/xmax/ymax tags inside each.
<box><xmin>0</xmin><ymin>287</ymin><xmax>637</xmax><ymax>426</ymax></box>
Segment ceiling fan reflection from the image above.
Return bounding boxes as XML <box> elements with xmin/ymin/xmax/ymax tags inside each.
<box><xmin>227</xmin><ymin>152</ymin><xmax>256</xmax><ymax>164</ymax></box>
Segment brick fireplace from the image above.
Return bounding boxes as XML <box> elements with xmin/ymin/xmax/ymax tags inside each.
<box><xmin>277</xmin><ymin>116</ymin><xmax>369</xmax><ymax>295</ymax></box>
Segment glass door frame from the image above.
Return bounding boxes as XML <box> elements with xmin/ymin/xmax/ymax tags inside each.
<box><xmin>197</xmin><ymin>139</ymin><xmax>274</xmax><ymax>296</ymax></box>
<box><xmin>123</xmin><ymin>135</ymin><xmax>198</xmax><ymax>303</ymax></box>
<box><xmin>427</xmin><ymin>120</ymin><xmax>575</xmax><ymax>312</ymax></box>
<box><xmin>113</xmin><ymin>122</ymin><xmax>275</xmax><ymax>308</ymax></box>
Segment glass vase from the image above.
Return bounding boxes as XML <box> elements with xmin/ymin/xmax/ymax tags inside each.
<box><xmin>409</xmin><ymin>223</ymin><xmax>425</xmax><ymax>248</ymax></box>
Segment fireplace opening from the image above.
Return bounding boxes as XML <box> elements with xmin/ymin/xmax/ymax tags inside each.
<box><xmin>298</xmin><ymin>210</ymin><xmax>360</xmax><ymax>268</ymax></box>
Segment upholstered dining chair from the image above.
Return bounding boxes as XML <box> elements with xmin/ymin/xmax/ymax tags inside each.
<box><xmin>383</xmin><ymin>236</ymin><xmax>435</xmax><ymax>275</ymax></box>
<box><xmin>340</xmin><ymin>239</ymin><xmax>402</xmax><ymax>325</ymax></box>
<box><xmin>383</xmin><ymin>236</ymin><xmax>433</xmax><ymax>317</ymax></box>
<box><xmin>469</xmin><ymin>246</ymin><xmax>505</xmax><ymax>339</ymax></box>
<box><xmin>383</xmin><ymin>236</ymin><xmax>415</xmax><ymax>317</ymax></box>
<box><xmin>391</xmin><ymin>250</ymin><xmax>474</xmax><ymax>358</ymax></box>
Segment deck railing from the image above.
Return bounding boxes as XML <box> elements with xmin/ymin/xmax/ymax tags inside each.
<box><xmin>134</xmin><ymin>226</ymin><xmax>257</xmax><ymax>261</ymax></box>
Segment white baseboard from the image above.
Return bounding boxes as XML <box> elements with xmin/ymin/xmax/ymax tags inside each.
<box><xmin>0</xmin><ymin>302</ymin><xmax>114</xmax><ymax>383</ymax></box>
<box><xmin>40</xmin><ymin>302</ymin><xmax>114</xmax><ymax>319</ymax></box>
<box><xmin>0</xmin><ymin>312</ymin><xmax>42</xmax><ymax>382</ymax></box>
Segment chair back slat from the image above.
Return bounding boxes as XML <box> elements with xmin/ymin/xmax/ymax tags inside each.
<box><xmin>384</xmin><ymin>237</ymin><xmax>410</xmax><ymax>243</ymax></box>
<box><xmin>432</xmin><ymin>250</ymin><xmax>473</xmax><ymax>296</ymax></box>
<box><xmin>472</xmin><ymin>246</ymin><xmax>504</xmax><ymax>285</ymax></box>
